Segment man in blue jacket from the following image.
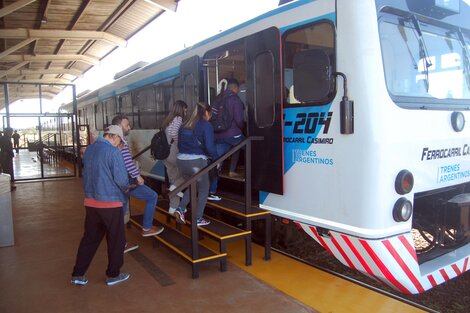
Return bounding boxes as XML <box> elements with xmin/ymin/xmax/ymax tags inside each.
<box><xmin>71</xmin><ymin>125</ymin><xmax>131</xmax><ymax>286</ymax></box>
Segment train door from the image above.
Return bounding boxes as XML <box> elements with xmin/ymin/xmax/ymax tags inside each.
<box><xmin>245</xmin><ymin>27</ymin><xmax>283</xmax><ymax>195</ymax></box>
<box><xmin>179</xmin><ymin>55</ymin><xmax>202</xmax><ymax>108</ymax></box>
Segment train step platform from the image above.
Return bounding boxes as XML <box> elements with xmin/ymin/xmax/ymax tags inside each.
<box><xmin>0</xmin><ymin>178</ymin><xmax>424</xmax><ymax>313</ymax></box>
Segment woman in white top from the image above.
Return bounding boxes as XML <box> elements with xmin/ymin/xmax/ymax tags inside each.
<box><xmin>161</xmin><ymin>100</ymin><xmax>188</xmax><ymax>213</ymax></box>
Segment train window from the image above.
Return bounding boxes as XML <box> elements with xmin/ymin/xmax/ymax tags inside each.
<box><xmin>86</xmin><ymin>106</ymin><xmax>94</xmax><ymax>128</ymax></box>
<box><xmin>134</xmin><ymin>87</ymin><xmax>157</xmax><ymax>129</ymax></box>
<box><xmin>173</xmin><ymin>77</ymin><xmax>184</xmax><ymax>107</ymax></box>
<box><xmin>155</xmin><ymin>85</ymin><xmax>171</xmax><ymax>127</ymax></box>
<box><xmin>117</xmin><ymin>93</ymin><xmax>134</xmax><ymax>125</ymax></box>
<box><xmin>184</xmin><ymin>73</ymin><xmax>198</xmax><ymax>108</ymax></box>
<box><xmin>379</xmin><ymin>13</ymin><xmax>470</xmax><ymax>106</ymax></box>
<box><xmin>283</xmin><ymin>20</ymin><xmax>335</xmax><ymax>106</ymax></box>
<box><xmin>254</xmin><ymin>51</ymin><xmax>275</xmax><ymax>128</ymax></box>
<box><xmin>103</xmin><ymin>98</ymin><xmax>116</xmax><ymax>127</ymax></box>
<box><xmin>203</xmin><ymin>41</ymin><xmax>246</xmax><ymax>105</ymax></box>
<box><xmin>78</xmin><ymin>109</ymin><xmax>84</xmax><ymax>125</ymax></box>
<box><xmin>94</xmin><ymin>103</ymin><xmax>104</xmax><ymax>130</ymax></box>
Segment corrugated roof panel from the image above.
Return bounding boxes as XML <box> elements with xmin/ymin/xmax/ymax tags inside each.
<box><xmin>0</xmin><ymin>0</ymin><xmax>178</xmax><ymax>107</ymax></box>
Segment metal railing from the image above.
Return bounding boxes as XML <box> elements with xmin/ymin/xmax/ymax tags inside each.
<box><xmin>167</xmin><ymin>136</ymin><xmax>263</xmax><ymax>261</ymax></box>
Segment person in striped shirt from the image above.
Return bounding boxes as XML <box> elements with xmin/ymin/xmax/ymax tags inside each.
<box><xmin>112</xmin><ymin>114</ymin><xmax>163</xmax><ymax>238</ymax></box>
<box><xmin>161</xmin><ymin>100</ymin><xmax>188</xmax><ymax>214</ymax></box>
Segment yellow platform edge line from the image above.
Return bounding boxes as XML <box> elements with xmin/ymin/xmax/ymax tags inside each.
<box><xmin>203</xmin><ymin>240</ymin><xmax>426</xmax><ymax>313</ymax></box>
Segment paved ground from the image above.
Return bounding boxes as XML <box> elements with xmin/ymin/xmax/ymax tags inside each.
<box><xmin>0</xmin><ymin>178</ymin><xmax>315</xmax><ymax>313</ymax></box>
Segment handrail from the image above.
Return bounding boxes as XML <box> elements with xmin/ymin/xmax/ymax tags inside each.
<box><xmin>167</xmin><ymin>135</ymin><xmax>263</xmax><ymax>261</ymax></box>
<box><xmin>168</xmin><ymin>136</ymin><xmax>261</xmax><ymax>200</ymax></box>
<box><xmin>132</xmin><ymin>145</ymin><xmax>151</xmax><ymax>160</ymax></box>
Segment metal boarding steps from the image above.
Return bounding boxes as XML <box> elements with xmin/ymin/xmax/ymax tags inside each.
<box><xmin>156</xmin><ymin>199</ymin><xmax>253</xmax><ymax>268</ymax></box>
<box><xmin>205</xmin><ymin>197</ymin><xmax>272</xmax><ymax>261</ymax></box>
<box><xmin>129</xmin><ymin>214</ymin><xmax>227</xmax><ymax>278</ymax></box>
<box><xmin>128</xmin><ymin>136</ymin><xmax>271</xmax><ymax>278</ymax></box>
<box><xmin>128</xmin><ymin>195</ymin><xmax>271</xmax><ymax>278</ymax></box>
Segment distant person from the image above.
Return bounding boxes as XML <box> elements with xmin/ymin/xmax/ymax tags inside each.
<box><xmin>175</xmin><ymin>102</ymin><xmax>218</xmax><ymax>226</ymax></box>
<box><xmin>209</xmin><ymin>78</ymin><xmax>245</xmax><ymax>200</ymax></box>
<box><xmin>0</xmin><ymin>128</ymin><xmax>16</xmax><ymax>191</ymax></box>
<box><xmin>112</xmin><ymin>114</ymin><xmax>163</xmax><ymax>240</ymax></box>
<box><xmin>161</xmin><ymin>100</ymin><xmax>188</xmax><ymax>214</ymax></box>
<box><xmin>71</xmin><ymin>125</ymin><xmax>130</xmax><ymax>286</ymax></box>
<box><xmin>12</xmin><ymin>130</ymin><xmax>20</xmax><ymax>153</ymax></box>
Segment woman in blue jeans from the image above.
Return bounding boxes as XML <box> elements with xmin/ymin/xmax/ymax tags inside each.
<box><xmin>175</xmin><ymin>102</ymin><xmax>218</xmax><ymax>226</ymax></box>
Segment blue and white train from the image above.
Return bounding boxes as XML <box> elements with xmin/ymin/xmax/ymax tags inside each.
<box><xmin>60</xmin><ymin>0</ymin><xmax>470</xmax><ymax>294</ymax></box>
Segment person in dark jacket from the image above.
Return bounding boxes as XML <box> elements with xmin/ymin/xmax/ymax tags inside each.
<box><xmin>12</xmin><ymin>130</ymin><xmax>20</xmax><ymax>153</ymax></box>
<box><xmin>71</xmin><ymin>125</ymin><xmax>130</xmax><ymax>286</ymax></box>
<box><xmin>175</xmin><ymin>102</ymin><xmax>218</xmax><ymax>226</ymax></box>
<box><xmin>209</xmin><ymin>78</ymin><xmax>245</xmax><ymax>200</ymax></box>
<box><xmin>0</xmin><ymin>127</ymin><xmax>16</xmax><ymax>190</ymax></box>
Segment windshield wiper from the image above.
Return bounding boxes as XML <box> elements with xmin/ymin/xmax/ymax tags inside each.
<box><xmin>398</xmin><ymin>20</ymin><xmax>419</xmax><ymax>70</ymax></box>
<box><xmin>456</xmin><ymin>28</ymin><xmax>470</xmax><ymax>90</ymax></box>
<box><xmin>410</xmin><ymin>15</ymin><xmax>433</xmax><ymax>92</ymax></box>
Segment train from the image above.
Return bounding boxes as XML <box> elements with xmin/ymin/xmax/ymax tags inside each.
<box><xmin>58</xmin><ymin>0</ymin><xmax>470</xmax><ymax>294</ymax></box>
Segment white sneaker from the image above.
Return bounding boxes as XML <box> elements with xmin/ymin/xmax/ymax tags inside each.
<box><xmin>169</xmin><ymin>184</ymin><xmax>184</xmax><ymax>197</ymax></box>
<box><xmin>208</xmin><ymin>194</ymin><xmax>222</xmax><ymax>201</ymax></box>
<box><xmin>169</xmin><ymin>207</ymin><xmax>176</xmax><ymax>214</ymax></box>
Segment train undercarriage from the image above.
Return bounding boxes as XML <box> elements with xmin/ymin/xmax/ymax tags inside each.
<box><xmin>412</xmin><ymin>182</ymin><xmax>470</xmax><ymax>264</ymax></box>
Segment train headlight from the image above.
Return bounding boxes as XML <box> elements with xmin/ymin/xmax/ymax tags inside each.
<box><xmin>393</xmin><ymin>198</ymin><xmax>413</xmax><ymax>222</ymax></box>
<box><xmin>451</xmin><ymin>112</ymin><xmax>465</xmax><ymax>132</ymax></box>
<box><xmin>395</xmin><ymin>170</ymin><xmax>414</xmax><ymax>195</ymax></box>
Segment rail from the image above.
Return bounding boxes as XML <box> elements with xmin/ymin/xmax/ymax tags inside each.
<box><xmin>132</xmin><ymin>145</ymin><xmax>151</xmax><ymax>160</ymax></box>
<box><xmin>167</xmin><ymin>136</ymin><xmax>263</xmax><ymax>262</ymax></box>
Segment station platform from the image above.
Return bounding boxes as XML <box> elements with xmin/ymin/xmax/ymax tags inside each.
<box><xmin>0</xmin><ymin>178</ymin><xmax>423</xmax><ymax>313</ymax></box>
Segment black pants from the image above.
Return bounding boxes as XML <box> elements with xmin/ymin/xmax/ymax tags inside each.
<box><xmin>72</xmin><ymin>206</ymin><xmax>125</xmax><ymax>278</ymax></box>
<box><xmin>0</xmin><ymin>156</ymin><xmax>12</xmax><ymax>176</ymax></box>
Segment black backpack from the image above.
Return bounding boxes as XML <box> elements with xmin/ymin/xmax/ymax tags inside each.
<box><xmin>150</xmin><ymin>129</ymin><xmax>171</xmax><ymax>160</ymax></box>
<box><xmin>210</xmin><ymin>95</ymin><xmax>232</xmax><ymax>133</ymax></box>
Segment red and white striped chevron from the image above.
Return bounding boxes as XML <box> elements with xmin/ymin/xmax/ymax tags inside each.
<box><xmin>296</xmin><ymin>222</ymin><xmax>470</xmax><ymax>294</ymax></box>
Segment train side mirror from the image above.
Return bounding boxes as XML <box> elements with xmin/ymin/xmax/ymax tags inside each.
<box><xmin>293</xmin><ymin>49</ymin><xmax>332</xmax><ymax>102</ymax></box>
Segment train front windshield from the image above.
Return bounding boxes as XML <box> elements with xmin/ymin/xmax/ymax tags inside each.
<box><xmin>379</xmin><ymin>11</ymin><xmax>470</xmax><ymax>105</ymax></box>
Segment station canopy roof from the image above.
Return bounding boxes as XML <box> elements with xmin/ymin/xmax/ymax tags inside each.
<box><xmin>0</xmin><ymin>0</ymin><xmax>179</xmax><ymax>110</ymax></box>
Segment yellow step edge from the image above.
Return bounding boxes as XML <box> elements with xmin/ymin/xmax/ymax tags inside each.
<box><xmin>208</xmin><ymin>202</ymin><xmax>271</xmax><ymax>218</ymax></box>
<box><xmin>129</xmin><ymin>216</ymin><xmax>226</xmax><ymax>263</ymax></box>
<box><xmin>155</xmin><ymin>206</ymin><xmax>252</xmax><ymax>240</ymax></box>
<box><xmin>202</xmin><ymin>228</ymin><xmax>251</xmax><ymax>240</ymax></box>
<box><xmin>155</xmin><ymin>236</ymin><xmax>227</xmax><ymax>263</ymax></box>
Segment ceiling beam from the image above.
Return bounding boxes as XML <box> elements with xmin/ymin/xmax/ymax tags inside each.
<box><xmin>1</xmin><ymin>54</ymin><xmax>100</xmax><ymax>65</ymax></box>
<box><xmin>5</xmin><ymin>88</ymin><xmax>60</xmax><ymax>95</ymax></box>
<box><xmin>0</xmin><ymin>61</ymin><xmax>29</xmax><ymax>78</ymax></box>
<box><xmin>46</xmin><ymin>0</ymin><xmax>92</xmax><ymax>80</ymax></box>
<box><xmin>0</xmin><ymin>0</ymin><xmax>37</xmax><ymax>18</ymax></box>
<box><xmin>1</xmin><ymin>29</ymin><xmax>127</xmax><ymax>47</ymax></box>
<box><xmin>0</xmin><ymin>68</ymin><xmax>83</xmax><ymax>77</ymax></box>
<box><xmin>1</xmin><ymin>78</ymin><xmax>73</xmax><ymax>84</ymax></box>
<box><xmin>0</xmin><ymin>38</ymin><xmax>36</xmax><ymax>59</ymax></box>
<box><xmin>0</xmin><ymin>92</ymin><xmax>56</xmax><ymax>99</ymax></box>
